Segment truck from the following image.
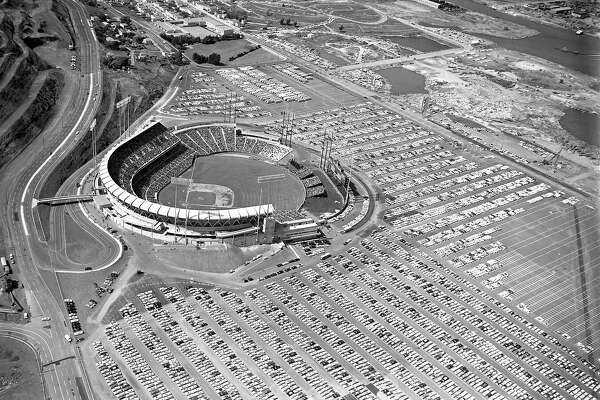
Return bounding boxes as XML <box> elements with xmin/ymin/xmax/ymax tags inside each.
<box><xmin>0</xmin><ymin>257</ymin><xmax>9</xmax><ymax>274</ymax></box>
<box><xmin>64</xmin><ymin>334</ymin><xmax>72</xmax><ymax>343</ymax></box>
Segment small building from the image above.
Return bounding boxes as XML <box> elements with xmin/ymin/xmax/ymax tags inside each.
<box><xmin>209</xmin><ymin>23</ymin><xmax>233</xmax><ymax>37</ymax></box>
<box><xmin>550</xmin><ymin>7</ymin><xmax>572</xmax><ymax>14</ymax></box>
<box><xmin>183</xmin><ymin>18</ymin><xmax>207</xmax><ymax>27</ymax></box>
<box><xmin>105</xmin><ymin>37</ymin><xmax>120</xmax><ymax>46</ymax></box>
<box><xmin>94</xmin><ymin>195</ymin><xmax>112</xmax><ymax>210</ymax></box>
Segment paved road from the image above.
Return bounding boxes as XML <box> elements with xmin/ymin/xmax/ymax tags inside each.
<box><xmin>336</xmin><ymin>48</ymin><xmax>464</xmax><ymax>71</ymax></box>
<box><xmin>0</xmin><ymin>0</ymin><xmax>103</xmax><ymax>399</ymax></box>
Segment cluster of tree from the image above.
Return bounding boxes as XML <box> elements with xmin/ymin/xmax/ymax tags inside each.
<box><xmin>225</xmin><ymin>5</ymin><xmax>247</xmax><ymax>21</ymax></box>
<box><xmin>192</xmin><ymin>52</ymin><xmax>222</xmax><ymax>66</ymax></box>
<box><xmin>160</xmin><ymin>33</ymin><xmax>217</xmax><ymax>47</ymax></box>
<box><xmin>228</xmin><ymin>45</ymin><xmax>261</xmax><ymax>61</ymax></box>
<box><xmin>279</xmin><ymin>18</ymin><xmax>299</xmax><ymax>27</ymax></box>
<box><xmin>93</xmin><ymin>25</ymin><xmax>110</xmax><ymax>45</ymax></box>
<box><xmin>160</xmin><ymin>32</ymin><xmax>243</xmax><ymax>49</ymax></box>
<box><xmin>102</xmin><ymin>54</ymin><xmax>129</xmax><ymax>70</ymax></box>
<box><xmin>169</xmin><ymin>51</ymin><xmax>189</xmax><ymax>66</ymax></box>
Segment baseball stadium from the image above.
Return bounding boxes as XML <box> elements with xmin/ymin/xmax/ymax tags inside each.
<box><xmin>98</xmin><ymin>121</ymin><xmax>323</xmax><ymax>242</ymax></box>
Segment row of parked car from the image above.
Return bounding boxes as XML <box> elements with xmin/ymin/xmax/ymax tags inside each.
<box><xmin>217</xmin><ymin>286</ymin><xmax>343</xmax><ymax>399</ymax></box>
<box><xmin>354</xmin><ymin>239</ymin><xmax>577</xmax><ymax>399</ymax></box>
<box><xmin>104</xmin><ymin>319</ymin><xmax>174</xmax><ymax>400</ymax></box>
<box><xmin>325</xmin><ymin>250</ymin><xmax>505</xmax><ymax>400</ymax></box>
<box><xmin>386</xmin><ymin>174</ymin><xmax>536</xmax><ymax>228</ymax></box>
<box><xmin>403</xmin><ymin>182</ymin><xmax>551</xmax><ymax>235</ymax></box>
<box><xmin>93</xmin><ymin>340</ymin><xmax>137</xmax><ymax>400</ymax></box>
<box><xmin>367</xmin><ymin>228</ymin><xmax>600</xmax><ymax>398</ymax></box>
<box><xmin>216</xmin><ymin>66</ymin><xmax>310</xmax><ymax>104</ymax></box>
<box><xmin>247</xmin><ymin>287</ymin><xmax>379</xmax><ymax>399</ymax></box>
<box><xmin>189</xmin><ymin>287</ymin><xmax>307</xmax><ymax>400</ymax></box>
<box><xmin>169</xmin><ymin>71</ymin><xmax>271</xmax><ymax>119</ymax></box>
<box><xmin>63</xmin><ymin>299</ymin><xmax>84</xmax><ymax>338</ymax></box>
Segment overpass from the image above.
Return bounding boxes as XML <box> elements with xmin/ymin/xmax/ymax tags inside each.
<box><xmin>33</xmin><ymin>194</ymin><xmax>94</xmax><ymax>207</ymax></box>
<box><xmin>42</xmin><ymin>355</ymin><xmax>76</xmax><ymax>369</ymax></box>
<box><xmin>336</xmin><ymin>48</ymin><xmax>464</xmax><ymax>72</ymax></box>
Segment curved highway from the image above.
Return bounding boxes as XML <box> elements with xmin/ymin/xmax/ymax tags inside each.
<box><xmin>0</xmin><ymin>0</ymin><xmax>104</xmax><ymax>399</ymax></box>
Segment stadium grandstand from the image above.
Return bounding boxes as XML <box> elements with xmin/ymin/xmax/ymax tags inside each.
<box><xmin>97</xmin><ymin>122</ymin><xmax>303</xmax><ymax>240</ymax></box>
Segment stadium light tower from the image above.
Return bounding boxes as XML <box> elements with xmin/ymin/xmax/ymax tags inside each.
<box><xmin>286</xmin><ymin>113</ymin><xmax>294</xmax><ymax>147</ymax></box>
<box><xmin>280</xmin><ymin>110</ymin><xmax>287</xmax><ymax>144</ymax></box>
<box><xmin>256</xmin><ymin>186</ymin><xmax>263</xmax><ymax>244</ymax></box>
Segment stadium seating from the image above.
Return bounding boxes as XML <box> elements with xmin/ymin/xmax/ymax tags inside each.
<box><xmin>209</xmin><ymin>126</ymin><xmax>227</xmax><ymax>152</ymax></box>
<box><xmin>173</xmin><ymin>126</ymin><xmax>290</xmax><ymax>163</ymax></box>
<box><xmin>302</xmin><ymin>176</ymin><xmax>322</xmax><ymax>188</ymax></box>
<box><xmin>306</xmin><ymin>185</ymin><xmax>326</xmax><ymax>198</ymax></box>
<box><xmin>234</xmin><ymin>136</ymin><xmax>246</xmax><ymax>153</ymax></box>
<box><xmin>132</xmin><ymin>144</ymin><xmax>194</xmax><ymax>201</ymax></box>
<box><xmin>272</xmin><ymin>209</ymin><xmax>307</xmax><ymax>222</ymax></box>
<box><xmin>108</xmin><ymin>123</ymin><xmax>179</xmax><ymax>193</ymax></box>
<box><xmin>243</xmin><ymin>137</ymin><xmax>258</xmax><ymax>154</ymax></box>
<box><xmin>223</xmin><ymin>126</ymin><xmax>236</xmax><ymax>151</ymax></box>
<box><xmin>110</xmin><ymin>124</ymin><xmax>293</xmax><ymax>203</ymax></box>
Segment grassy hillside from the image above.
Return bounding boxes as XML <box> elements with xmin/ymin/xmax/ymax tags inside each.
<box><xmin>0</xmin><ymin>69</ymin><xmax>64</xmax><ymax>169</ymax></box>
<box><xmin>0</xmin><ymin>1</ymin><xmax>66</xmax><ymax>168</ymax></box>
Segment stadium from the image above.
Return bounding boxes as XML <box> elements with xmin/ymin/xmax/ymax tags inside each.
<box><xmin>97</xmin><ymin>121</ymin><xmax>324</xmax><ymax>242</ymax></box>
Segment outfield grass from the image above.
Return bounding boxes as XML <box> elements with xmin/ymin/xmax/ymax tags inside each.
<box><xmin>158</xmin><ymin>154</ymin><xmax>305</xmax><ymax>211</ymax></box>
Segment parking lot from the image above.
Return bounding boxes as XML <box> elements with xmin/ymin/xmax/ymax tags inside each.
<box><xmin>90</xmin><ymin>100</ymin><xmax>599</xmax><ymax>399</ymax></box>
<box><xmin>263</xmin><ymin>100</ymin><xmax>600</xmax><ymax>363</ymax></box>
<box><xmin>164</xmin><ymin>71</ymin><xmax>271</xmax><ymax>119</ymax></box>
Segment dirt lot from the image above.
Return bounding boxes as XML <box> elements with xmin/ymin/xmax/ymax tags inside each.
<box><xmin>389</xmin><ymin>48</ymin><xmax>599</xmax><ymax>177</ymax></box>
<box><xmin>309</xmin><ymin>2</ymin><xmax>383</xmax><ymax>23</ymax></box>
<box><xmin>373</xmin><ymin>1</ymin><xmax>539</xmax><ymax>39</ymax></box>
<box><xmin>242</xmin><ymin>1</ymin><xmax>329</xmax><ymax>27</ymax></box>
<box><xmin>0</xmin><ymin>337</ymin><xmax>43</xmax><ymax>400</ymax></box>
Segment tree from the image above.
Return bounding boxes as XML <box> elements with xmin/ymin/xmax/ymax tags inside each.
<box><xmin>120</xmin><ymin>15</ymin><xmax>131</xmax><ymax>24</ymax></box>
<box><xmin>169</xmin><ymin>51</ymin><xmax>187</xmax><ymax>66</ymax></box>
<box><xmin>193</xmin><ymin>52</ymin><xmax>221</xmax><ymax>65</ymax></box>
<box><xmin>192</xmin><ymin>53</ymin><xmax>208</xmax><ymax>64</ymax></box>
<box><xmin>280</xmin><ymin>17</ymin><xmax>285</xmax><ymax>25</ymax></box>
<box><xmin>207</xmin><ymin>52</ymin><xmax>221</xmax><ymax>65</ymax></box>
<box><xmin>286</xmin><ymin>18</ymin><xmax>291</xmax><ymax>25</ymax></box>
<box><xmin>338</xmin><ymin>24</ymin><xmax>344</xmax><ymax>32</ymax></box>
<box><xmin>294</xmin><ymin>21</ymin><xmax>298</xmax><ymax>27</ymax></box>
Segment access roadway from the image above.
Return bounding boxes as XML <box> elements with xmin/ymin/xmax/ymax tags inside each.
<box><xmin>0</xmin><ymin>0</ymin><xmax>104</xmax><ymax>399</ymax></box>
<box><xmin>46</xmin><ymin>64</ymin><xmax>186</xmax><ymax>275</ymax></box>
